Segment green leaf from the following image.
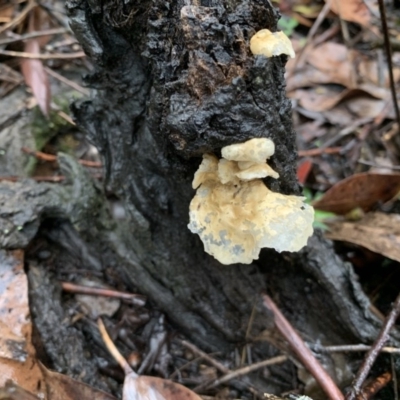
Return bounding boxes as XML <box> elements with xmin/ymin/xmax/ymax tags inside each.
<box><xmin>278</xmin><ymin>16</ymin><xmax>298</xmax><ymax>37</ymax></box>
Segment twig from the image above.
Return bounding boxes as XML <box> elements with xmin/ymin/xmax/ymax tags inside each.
<box><xmin>0</xmin><ymin>173</ymin><xmax>103</xmax><ymax>182</ymax></box>
<box><xmin>377</xmin><ymin>0</ymin><xmax>400</xmax><ymax>151</ymax></box>
<box><xmin>56</xmin><ymin>110</ymin><xmax>76</xmax><ymax>126</ymax></box>
<box><xmin>0</xmin><ymin>28</ymin><xmax>68</xmax><ymax>46</ymax></box>
<box><xmin>262</xmin><ymin>294</ymin><xmax>344</xmax><ymax>400</ymax></box>
<box><xmin>298</xmin><ymin>147</ymin><xmax>342</xmax><ymax>157</ymax></box>
<box><xmin>392</xmin><ymin>355</ymin><xmax>399</xmax><ymax>400</ymax></box>
<box><xmin>0</xmin><ymin>0</ymin><xmax>37</xmax><ymax>35</ymax></box>
<box><xmin>355</xmin><ymin>371</ymin><xmax>392</xmax><ymax>400</ymax></box>
<box><xmin>21</xmin><ymin>147</ymin><xmax>102</xmax><ymax>168</ymax></box>
<box><xmin>0</xmin><ymin>49</ymin><xmax>85</xmax><ymax>59</ymax></box>
<box><xmin>180</xmin><ymin>339</ymin><xmax>264</xmax><ymax>398</ymax></box>
<box><xmin>180</xmin><ymin>340</ymin><xmax>229</xmax><ymax>374</ymax></box>
<box><xmin>320</xmin><ymin>344</ymin><xmax>400</xmax><ymax>354</ymax></box>
<box><xmin>206</xmin><ymin>355</ymin><xmax>287</xmax><ymax>389</ymax></box>
<box><xmin>0</xmin><ymin>175</ymin><xmax>65</xmax><ymax>182</ymax></box>
<box><xmin>241</xmin><ymin>302</ymin><xmax>257</xmax><ymax>365</ymax></box>
<box><xmin>346</xmin><ymin>292</ymin><xmax>400</xmax><ymax>400</ymax></box>
<box><xmin>98</xmin><ymin>318</ymin><xmax>135</xmax><ymax>376</ymax></box>
<box><xmin>44</xmin><ymin>66</ymin><xmax>90</xmax><ymax>95</ymax></box>
<box><xmin>288</xmin><ymin>0</ymin><xmax>332</xmax><ymax>75</ymax></box>
<box><xmin>169</xmin><ymin>355</ymin><xmax>205</xmax><ymax>380</ymax></box>
<box><xmin>61</xmin><ymin>282</ymin><xmax>146</xmax><ymax>306</ymax></box>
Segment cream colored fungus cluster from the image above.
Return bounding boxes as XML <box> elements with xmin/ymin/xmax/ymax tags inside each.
<box><xmin>250</xmin><ymin>29</ymin><xmax>295</xmax><ymax>59</ymax></box>
<box><xmin>188</xmin><ymin>139</ymin><xmax>314</xmax><ymax>265</ymax></box>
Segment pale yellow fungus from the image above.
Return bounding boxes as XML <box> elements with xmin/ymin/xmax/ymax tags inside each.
<box><xmin>218</xmin><ymin>159</ymin><xmax>240</xmax><ymax>185</ymax></box>
<box><xmin>250</xmin><ymin>29</ymin><xmax>295</xmax><ymax>59</ymax></box>
<box><xmin>236</xmin><ymin>163</ymin><xmax>279</xmax><ymax>180</ymax></box>
<box><xmin>221</xmin><ymin>137</ymin><xmax>275</xmax><ymax>163</ymax></box>
<box><xmin>192</xmin><ymin>153</ymin><xmax>219</xmax><ymax>189</ymax></box>
<box><xmin>188</xmin><ymin>138</ymin><xmax>314</xmax><ymax>265</ymax></box>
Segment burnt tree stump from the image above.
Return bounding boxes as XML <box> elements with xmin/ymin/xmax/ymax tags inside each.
<box><xmin>62</xmin><ymin>0</ymin><xmax>399</xmax><ymax>394</ymax></box>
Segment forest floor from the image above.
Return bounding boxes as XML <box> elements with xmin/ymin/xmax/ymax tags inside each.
<box><xmin>0</xmin><ymin>0</ymin><xmax>399</xmax><ymax>399</ymax></box>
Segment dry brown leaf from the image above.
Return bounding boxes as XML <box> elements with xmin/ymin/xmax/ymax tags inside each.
<box><xmin>286</xmin><ymin>41</ymin><xmax>400</xmax><ymax>98</ymax></box>
<box><xmin>0</xmin><ymin>251</ymin><xmax>117</xmax><ymax>400</ymax></box>
<box><xmin>41</xmin><ymin>365</ymin><xmax>117</xmax><ymax>400</ymax></box>
<box><xmin>359</xmin><ymin>57</ymin><xmax>400</xmax><ymax>87</ymax></box>
<box><xmin>0</xmin><ymin>250</ymin><xmax>44</xmax><ymax>397</ymax></box>
<box><xmin>286</xmin><ymin>63</ymin><xmax>335</xmax><ymax>92</ymax></box>
<box><xmin>0</xmin><ymin>380</ymin><xmax>39</xmax><ymax>400</ymax></box>
<box><xmin>20</xmin><ymin>12</ymin><xmax>50</xmax><ymax>116</ymax></box>
<box><xmin>97</xmin><ymin>319</ymin><xmax>202</xmax><ymax>400</ymax></box>
<box><xmin>313</xmin><ymin>173</ymin><xmax>400</xmax><ymax>214</ymax></box>
<box><xmin>326</xmin><ymin>212</ymin><xmax>400</xmax><ymax>262</ymax></box>
<box><xmin>290</xmin><ymin>84</ymin><xmax>390</xmax><ymax>115</ymax></box>
<box><xmin>290</xmin><ymin>87</ymin><xmax>366</xmax><ymax>112</ymax></box>
<box><xmin>123</xmin><ymin>373</ymin><xmax>203</xmax><ymax>400</ymax></box>
<box><xmin>327</xmin><ymin>0</ymin><xmax>371</xmax><ymax>26</ymax></box>
<box><xmin>306</xmin><ymin>42</ymin><xmax>353</xmax><ymax>87</ymax></box>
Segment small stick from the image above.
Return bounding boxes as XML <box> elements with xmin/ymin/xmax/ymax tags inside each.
<box><xmin>180</xmin><ymin>340</ymin><xmax>229</xmax><ymax>373</ymax></box>
<box><xmin>298</xmin><ymin>147</ymin><xmax>342</xmax><ymax>157</ymax></box>
<box><xmin>0</xmin><ymin>28</ymin><xmax>68</xmax><ymax>46</ymax></box>
<box><xmin>262</xmin><ymin>294</ymin><xmax>344</xmax><ymax>400</ymax></box>
<box><xmin>377</xmin><ymin>0</ymin><xmax>400</xmax><ymax>151</ymax></box>
<box><xmin>98</xmin><ymin>318</ymin><xmax>135</xmax><ymax>376</ymax></box>
<box><xmin>0</xmin><ymin>0</ymin><xmax>37</xmax><ymax>35</ymax></box>
<box><xmin>288</xmin><ymin>0</ymin><xmax>332</xmax><ymax>75</ymax></box>
<box><xmin>0</xmin><ymin>173</ymin><xmax>103</xmax><ymax>183</ymax></box>
<box><xmin>346</xmin><ymin>292</ymin><xmax>400</xmax><ymax>400</ymax></box>
<box><xmin>392</xmin><ymin>355</ymin><xmax>399</xmax><ymax>400</ymax></box>
<box><xmin>320</xmin><ymin>344</ymin><xmax>400</xmax><ymax>354</ymax></box>
<box><xmin>61</xmin><ymin>282</ymin><xmax>146</xmax><ymax>306</ymax></box>
<box><xmin>57</xmin><ymin>110</ymin><xmax>76</xmax><ymax>126</ymax></box>
<box><xmin>0</xmin><ymin>175</ymin><xmax>65</xmax><ymax>182</ymax></box>
<box><xmin>45</xmin><ymin>66</ymin><xmax>90</xmax><ymax>96</ymax></box>
<box><xmin>206</xmin><ymin>355</ymin><xmax>287</xmax><ymax>388</ymax></box>
<box><xmin>21</xmin><ymin>147</ymin><xmax>102</xmax><ymax>168</ymax></box>
<box><xmin>355</xmin><ymin>371</ymin><xmax>392</xmax><ymax>400</ymax></box>
<box><xmin>0</xmin><ymin>49</ymin><xmax>85</xmax><ymax>59</ymax></box>
<box><xmin>180</xmin><ymin>339</ymin><xmax>264</xmax><ymax>398</ymax></box>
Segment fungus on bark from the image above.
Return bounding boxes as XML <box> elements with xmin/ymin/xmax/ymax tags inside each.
<box><xmin>188</xmin><ymin>138</ymin><xmax>314</xmax><ymax>265</ymax></box>
<box><xmin>250</xmin><ymin>29</ymin><xmax>295</xmax><ymax>59</ymax></box>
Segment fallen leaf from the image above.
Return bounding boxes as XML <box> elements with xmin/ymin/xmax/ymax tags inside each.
<box><xmin>286</xmin><ymin>41</ymin><xmax>400</xmax><ymax>96</ymax></box>
<box><xmin>313</xmin><ymin>173</ymin><xmax>400</xmax><ymax>214</ymax></box>
<box><xmin>297</xmin><ymin>159</ymin><xmax>313</xmax><ymax>184</ymax></box>
<box><xmin>326</xmin><ymin>212</ymin><xmax>400</xmax><ymax>262</ymax></box>
<box><xmin>293</xmin><ymin>4</ymin><xmax>323</xmax><ymax>18</ymax></box>
<box><xmin>327</xmin><ymin>0</ymin><xmax>371</xmax><ymax>26</ymax></box>
<box><xmin>98</xmin><ymin>319</ymin><xmax>202</xmax><ymax>400</ymax></box>
<box><xmin>0</xmin><ymin>251</ymin><xmax>118</xmax><ymax>400</ymax></box>
<box><xmin>41</xmin><ymin>365</ymin><xmax>117</xmax><ymax>400</ymax></box>
<box><xmin>0</xmin><ymin>381</ymin><xmax>39</xmax><ymax>400</ymax></box>
<box><xmin>290</xmin><ymin>86</ymin><xmax>388</xmax><ymax>114</ymax></box>
<box><xmin>306</xmin><ymin>42</ymin><xmax>353</xmax><ymax>87</ymax></box>
<box><xmin>123</xmin><ymin>373</ymin><xmax>203</xmax><ymax>400</ymax></box>
<box><xmin>20</xmin><ymin>12</ymin><xmax>50</xmax><ymax>116</ymax></box>
<box><xmin>0</xmin><ymin>250</ymin><xmax>45</xmax><ymax>397</ymax></box>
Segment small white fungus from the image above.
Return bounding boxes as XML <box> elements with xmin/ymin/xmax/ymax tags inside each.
<box><xmin>250</xmin><ymin>29</ymin><xmax>295</xmax><ymax>59</ymax></box>
<box><xmin>188</xmin><ymin>138</ymin><xmax>314</xmax><ymax>265</ymax></box>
